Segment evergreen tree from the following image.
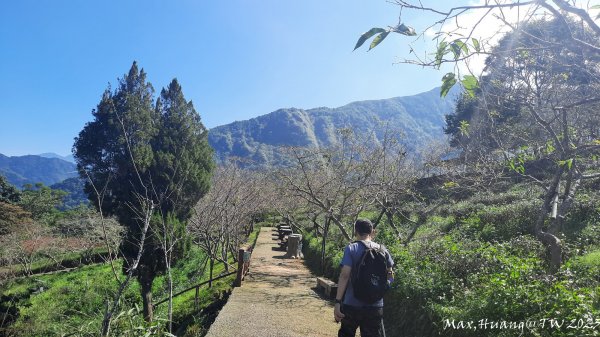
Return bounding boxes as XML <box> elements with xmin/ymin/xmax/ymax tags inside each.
<box><xmin>152</xmin><ymin>78</ymin><xmax>213</xmax><ymax>220</ymax></box>
<box><xmin>0</xmin><ymin>174</ymin><xmax>20</xmax><ymax>203</ymax></box>
<box><xmin>73</xmin><ymin>62</ymin><xmax>214</xmax><ymax>322</ymax></box>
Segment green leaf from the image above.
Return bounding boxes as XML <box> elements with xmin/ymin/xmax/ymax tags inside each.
<box><xmin>545</xmin><ymin>141</ymin><xmax>555</xmax><ymax>154</ymax></box>
<box><xmin>369</xmin><ymin>31</ymin><xmax>390</xmax><ymax>50</ymax></box>
<box><xmin>443</xmin><ymin>181</ymin><xmax>459</xmax><ymax>189</ymax></box>
<box><xmin>450</xmin><ymin>43</ymin><xmax>461</xmax><ymax>59</ymax></box>
<box><xmin>435</xmin><ymin>41</ymin><xmax>448</xmax><ymax>68</ymax></box>
<box><xmin>459</xmin><ymin>120</ymin><xmax>470</xmax><ymax>136</ymax></box>
<box><xmin>441</xmin><ymin>72</ymin><xmax>457</xmax><ymax>97</ymax></box>
<box><xmin>450</xmin><ymin>40</ymin><xmax>468</xmax><ymax>60</ymax></box>
<box><xmin>392</xmin><ymin>23</ymin><xmax>417</xmax><ymax>36</ymax></box>
<box><xmin>456</xmin><ymin>40</ymin><xmax>469</xmax><ymax>54</ymax></box>
<box><xmin>558</xmin><ymin>158</ymin><xmax>573</xmax><ymax>170</ymax></box>
<box><xmin>471</xmin><ymin>38</ymin><xmax>481</xmax><ymax>52</ymax></box>
<box><xmin>461</xmin><ymin>75</ymin><xmax>479</xmax><ymax>97</ymax></box>
<box><xmin>354</xmin><ymin>28</ymin><xmax>386</xmax><ymax>51</ymax></box>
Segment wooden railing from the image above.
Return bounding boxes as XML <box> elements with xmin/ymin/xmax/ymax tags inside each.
<box><xmin>153</xmin><ymin>270</ymin><xmax>237</xmax><ymax>310</ymax></box>
<box><xmin>153</xmin><ymin>244</ymin><xmax>254</xmax><ymax>310</ymax></box>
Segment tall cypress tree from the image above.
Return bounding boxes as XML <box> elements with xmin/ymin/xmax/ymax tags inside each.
<box><xmin>73</xmin><ymin>63</ymin><xmax>214</xmax><ymax>322</ymax></box>
<box><xmin>152</xmin><ymin>78</ymin><xmax>213</xmax><ymax>220</ymax></box>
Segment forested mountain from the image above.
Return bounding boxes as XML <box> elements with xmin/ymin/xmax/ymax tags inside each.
<box><xmin>208</xmin><ymin>87</ymin><xmax>459</xmax><ymax>166</ymax></box>
<box><xmin>0</xmin><ymin>154</ymin><xmax>77</xmax><ymax>188</ymax></box>
<box><xmin>50</xmin><ymin>177</ymin><xmax>88</xmax><ymax>209</ymax></box>
<box><xmin>37</xmin><ymin>152</ymin><xmax>75</xmax><ymax>163</ymax></box>
<box><xmin>2</xmin><ymin>87</ymin><xmax>457</xmax><ymax>187</ymax></box>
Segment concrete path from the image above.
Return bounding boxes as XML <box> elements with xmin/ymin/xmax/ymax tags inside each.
<box><xmin>204</xmin><ymin>227</ymin><xmax>339</xmax><ymax>337</ymax></box>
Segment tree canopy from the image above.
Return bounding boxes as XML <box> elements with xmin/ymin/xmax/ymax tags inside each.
<box><xmin>0</xmin><ymin>174</ymin><xmax>20</xmax><ymax>204</ymax></box>
<box><xmin>446</xmin><ymin>18</ymin><xmax>600</xmax><ymax>157</ymax></box>
<box><xmin>356</xmin><ymin>0</ymin><xmax>600</xmax><ymax>97</ymax></box>
<box><xmin>73</xmin><ymin>61</ymin><xmax>214</xmax><ymax>322</ymax></box>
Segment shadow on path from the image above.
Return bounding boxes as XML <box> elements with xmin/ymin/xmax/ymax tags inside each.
<box><xmin>204</xmin><ymin>227</ymin><xmax>339</xmax><ymax>337</ymax></box>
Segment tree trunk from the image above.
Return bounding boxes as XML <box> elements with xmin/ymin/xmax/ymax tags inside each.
<box><xmin>321</xmin><ymin>217</ymin><xmax>330</xmax><ymax>275</ymax></box>
<box><xmin>535</xmin><ymin>168</ymin><xmax>565</xmax><ymax>273</ymax></box>
<box><xmin>311</xmin><ymin>213</ymin><xmax>321</xmax><ymax>235</ymax></box>
<box><xmin>536</xmin><ymin>230</ymin><xmax>562</xmax><ymax>272</ymax></box>
<box><xmin>222</xmin><ymin>235</ymin><xmax>229</xmax><ymax>271</ymax></box>
<box><xmin>373</xmin><ymin>208</ymin><xmax>386</xmax><ymax>228</ymax></box>
<box><xmin>385</xmin><ymin>210</ymin><xmax>402</xmax><ymax>238</ymax></box>
<box><xmin>209</xmin><ymin>258</ymin><xmax>214</xmax><ymax>288</ymax></box>
<box><xmin>167</xmin><ymin>264</ymin><xmax>173</xmax><ymax>333</ymax></box>
<box><xmin>404</xmin><ymin>212</ymin><xmax>427</xmax><ymax>246</ymax></box>
<box><xmin>329</xmin><ymin>215</ymin><xmax>352</xmax><ymax>241</ymax></box>
<box><xmin>138</xmin><ymin>266</ymin><xmax>154</xmax><ymax>322</ymax></box>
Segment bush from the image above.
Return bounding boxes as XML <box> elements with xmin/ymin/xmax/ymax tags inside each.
<box><xmin>302</xmin><ymin>231</ymin><xmax>343</xmax><ymax>280</ymax></box>
<box><xmin>567</xmin><ymin>249</ymin><xmax>600</xmax><ymax>287</ymax></box>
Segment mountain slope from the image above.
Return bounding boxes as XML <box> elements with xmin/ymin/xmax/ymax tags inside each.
<box><xmin>209</xmin><ymin>87</ymin><xmax>459</xmax><ymax>166</ymax></box>
<box><xmin>37</xmin><ymin>152</ymin><xmax>76</xmax><ymax>163</ymax></box>
<box><xmin>1</xmin><ymin>87</ymin><xmax>458</xmax><ymax>184</ymax></box>
<box><xmin>0</xmin><ymin>154</ymin><xmax>77</xmax><ymax>188</ymax></box>
<box><xmin>50</xmin><ymin>177</ymin><xmax>88</xmax><ymax>209</ymax></box>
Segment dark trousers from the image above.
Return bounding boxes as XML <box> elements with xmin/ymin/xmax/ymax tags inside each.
<box><xmin>338</xmin><ymin>305</ymin><xmax>385</xmax><ymax>337</ymax></box>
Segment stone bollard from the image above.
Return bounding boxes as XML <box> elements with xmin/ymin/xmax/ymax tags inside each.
<box><xmin>286</xmin><ymin>234</ymin><xmax>303</xmax><ymax>259</ymax></box>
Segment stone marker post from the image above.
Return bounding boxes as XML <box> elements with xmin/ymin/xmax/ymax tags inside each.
<box><xmin>286</xmin><ymin>234</ymin><xmax>303</xmax><ymax>259</ymax></box>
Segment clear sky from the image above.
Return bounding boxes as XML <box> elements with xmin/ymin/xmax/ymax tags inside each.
<box><xmin>0</xmin><ymin>0</ymin><xmax>454</xmax><ymax>157</ymax></box>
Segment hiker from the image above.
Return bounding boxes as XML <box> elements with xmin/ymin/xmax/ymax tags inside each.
<box><xmin>334</xmin><ymin>219</ymin><xmax>394</xmax><ymax>337</ymax></box>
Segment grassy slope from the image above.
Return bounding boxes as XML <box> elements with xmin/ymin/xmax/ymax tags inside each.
<box><xmin>1</xmin><ymin>226</ymin><xmax>262</xmax><ymax>337</ymax></box>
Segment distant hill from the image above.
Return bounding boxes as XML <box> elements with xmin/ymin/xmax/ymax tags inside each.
<box><xmin>37</xmin><ymin>152</ymin><xmax>75</xmax><ymax>163</ymax></box>
<box><xmin>0</xmin><ymin>154</ymin><xmax>77</xmax><ymax>188</ymax></box>
<box><xmin>208</xmin><ymin>87</ymin><xmax>459</xmax><ymax>166</ymax></box>
<box><xmin>50</xmin><ymin>177</ymin><xmax>89</xmax><ymax>209</ymax></box>
<box><xmin>1</xmin><ymin>87</ymin><xmax>458</xmax><ymax>185</ymax></box>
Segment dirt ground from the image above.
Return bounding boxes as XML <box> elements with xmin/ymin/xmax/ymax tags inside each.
<box><xmin>204</xmin><ymin>227</ymin><xmax>340</xmax><ymax>337</ymax></box>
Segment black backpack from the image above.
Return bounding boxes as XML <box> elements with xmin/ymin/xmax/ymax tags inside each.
<box><xmin>351</xmin><ymin>240</ymin><xmax>390</xmax><ymax>304</ymax></box>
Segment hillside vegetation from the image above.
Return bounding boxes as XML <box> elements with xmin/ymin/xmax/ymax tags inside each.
<box><xmin>0</xmin><ymin>154</ymin><xmax>76</xmax><ymax>188</ymax></box>
<box><xmin>300</xmin><ymin>175</ymin><xmax>600</xmax><ymax>336</ymax></box>
<box><xmin>209</xmin><ymin>86</ymin><xmax>459</xmax><ymax>166</ymax></box>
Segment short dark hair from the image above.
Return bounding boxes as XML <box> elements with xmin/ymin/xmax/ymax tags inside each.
<box><xmin>354</xmin><ymin>219</ymin><xmax>373</xmax><ymax>235</ymax></box>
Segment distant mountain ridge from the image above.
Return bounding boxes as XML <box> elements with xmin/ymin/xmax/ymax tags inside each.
<box><xmin>208</xmin><ymin>86</ymin><xmax>459</xmax><ymax>166</ymax></box>
<box><xmin>37</xmin><ymin>152</ymin><xmax>75</xmax><ymax>163</ymax></box>
<box><xmin>0</xmin><ymin>87</ymin><xmax>459</xmax><ymax>187</ymax></box>
<box><xmin>0</xmin><ymin>154</ymin><xmax>77</xmax><ymax>188</ymax></box>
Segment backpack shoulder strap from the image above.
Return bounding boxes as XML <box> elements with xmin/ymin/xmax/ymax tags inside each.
<box><xmin>355</xmin><ymin>240</ymin><xmax>380</xmax><ymax>250</ymax></box>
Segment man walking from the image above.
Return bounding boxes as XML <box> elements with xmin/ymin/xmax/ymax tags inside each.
<box><xmin>334</xmin><ymin>219</ymin><xmax>394</xmax><ymax>337</ymax></box>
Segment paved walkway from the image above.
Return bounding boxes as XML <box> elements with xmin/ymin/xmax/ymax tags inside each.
<box><xmin>204</xmin><ymin>227</ymin><xmax>339</xmax><ymax>337</ymax></box>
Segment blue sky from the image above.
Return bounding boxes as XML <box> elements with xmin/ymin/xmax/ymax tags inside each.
<box><xmin>0</xmin><ymin>0</ymin><xmax>453</xmax><ymax>157</ymax></box>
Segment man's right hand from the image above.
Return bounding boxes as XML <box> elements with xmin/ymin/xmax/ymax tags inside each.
<box><xmin>334</xmin><ymin>303</ymin><xmax>345</xmax><ymax>323</ymax></box>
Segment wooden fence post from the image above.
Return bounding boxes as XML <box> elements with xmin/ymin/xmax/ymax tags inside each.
<box><xmin>235</xmin><ymin>248</ymin><xmax>244</xmax><ymax>287</ymax></box>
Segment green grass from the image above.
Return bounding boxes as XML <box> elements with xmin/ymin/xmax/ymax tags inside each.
<box><xmin>0</xmin><ymin>225</ymin><xmax>289</xmax><ymax>336</ymax></box>
<box><xmin>0</xmin><ymin>247</ymin><xmax>109</xmax><ymax>278</ymax></box>
<box><xmin>1</xmin><ymin>250</ymin><xmax>232</xmax><ymax>336</ymax></box>
<box><xmin>1</xmin><ymin>262</ymin><xmax>137</xmax><ymax>336</ymax></box>
<box><xmin>575</xmin><ymin>250</ymin><xmax>600</xmax><ymax>267</ymax></box>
